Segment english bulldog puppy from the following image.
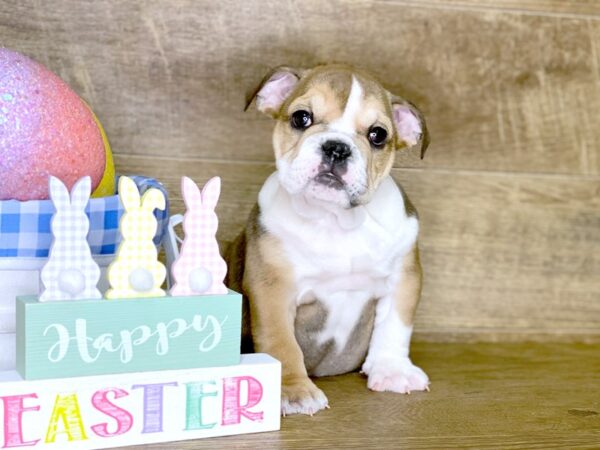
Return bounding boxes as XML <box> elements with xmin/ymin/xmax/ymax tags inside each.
<box><xmin>227</xmin><ymin>64</ymin><xmax>430</xmax><ymax>416</ymax></box>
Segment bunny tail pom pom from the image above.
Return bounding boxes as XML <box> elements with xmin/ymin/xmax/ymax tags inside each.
<box><xmin>189</xmin><ymin>267</ymin><xmax>213</xmax><ymax>294</ymax></box>
<box><xmin>58</xmin><ymin>269</ymin><xmax>86</xmax><ymax>297</ymax></box>
<box><xmin>129</xmin><ymin>268</ymin><xmax>156</xmax><ymax>293</ymax></box>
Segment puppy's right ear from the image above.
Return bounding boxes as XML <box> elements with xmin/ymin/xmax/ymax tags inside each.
<box><xmin>245</xmin><ymin>66</ymin><xmax>302</xmax><ymax>116</ymax></box>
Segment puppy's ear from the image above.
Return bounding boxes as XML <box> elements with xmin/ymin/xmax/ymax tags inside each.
<box><xmin>391</xmin><ymin>97</ymin><xmax>430</xmax><ymax>159</ymax></box>
<box><xmin>245</xmin><ymin>66</ymin><xmax>303</xmax><ymax>116</ymax></box>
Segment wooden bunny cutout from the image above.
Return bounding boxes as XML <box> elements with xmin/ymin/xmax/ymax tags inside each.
<box><xmin>105</xmin><ymin>176</ymin><xmax>167</xmax><ymax>299</ymax></box>
<box><xmin>40</xmin><ymin>176</ymin><xmax>102</xmax><ymax>302</ymax></box>
<box><xmin>170</xmin><ymin>176</ymin><xmax>228</xmax><ymax>295</ymax></box>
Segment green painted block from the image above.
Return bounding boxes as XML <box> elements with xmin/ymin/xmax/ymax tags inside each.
<box><xmin>16</xmin><ymin>291</ymin><xmax>242</xmax><ymax>380</ymax></box>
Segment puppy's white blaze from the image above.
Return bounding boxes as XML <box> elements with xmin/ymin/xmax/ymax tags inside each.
<box><xmin>329</xmin><ymin>76</ymin><xmax>363</xmax><ymax>135</ymax></box>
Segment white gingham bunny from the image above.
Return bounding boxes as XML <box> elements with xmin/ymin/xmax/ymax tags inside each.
<box><xmin>170</xmin><ymin>176</ymin><xmax>228</xmax><ymax>295</ymax></box>
<box><xmin>105</xmin><ymin>176</ymin><xmax>166</xmax><ymax>299</ymax></box>
<box><xmin>39</xmin><ymin>176</ymin><xmax>102</xmax><ymax>302</ymax></box>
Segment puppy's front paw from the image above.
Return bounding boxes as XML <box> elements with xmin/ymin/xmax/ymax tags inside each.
<box><xmin>362</xmin><ymin>357</ymin><xmax>430</xmax><ymax>394</ymax></box>
<box><xmin>281</xmin><ymin>376</ymin><xmax>329</xmax><ymax>416</ymax></box>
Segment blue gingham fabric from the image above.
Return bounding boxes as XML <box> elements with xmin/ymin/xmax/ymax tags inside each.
<box><xmin>0</xmin><ymin>175</ymin><xmax>169</xmax><ymax>257</ymax></box>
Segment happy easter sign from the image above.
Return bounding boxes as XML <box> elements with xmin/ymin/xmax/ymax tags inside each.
<box><xmin>16</xmin><ymin>293</ymin><xmax>242</xmax><ymax>380</ymax></box>
<box><xmin>0</xmin><ymin>354</ymin><xmax>281</xmax><ymax>449</ymax></box>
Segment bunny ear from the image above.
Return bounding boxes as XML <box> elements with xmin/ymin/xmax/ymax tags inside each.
<box><xmin>118</xmin><ymin>176</ymin><xmax>141</xmax><ymax>211</ymax></box>
<box><xmin>48</xmin><ymin>176</ymin><xmax>70</xmax><ymax>210</ymax></box>
<box><xmin>141</xmin><ymin>188</ymin><xmax>166</xmax><ymax>212</ymax></box>
<box><xmin>69</xmin><ymin>176</ymin><xmax>92</xmax><ymax>210</ymax></box>
<box><xmin>181</xmin><ymin>176</ymin><xmax>202</xmax><ymax>210</ymax></box>
<box><xmin>201</xmin><ymin>177</ymin><xmax>221</xmax><ymax>210</ymax></box>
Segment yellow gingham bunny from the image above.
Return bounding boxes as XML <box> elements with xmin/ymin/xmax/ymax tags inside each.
<box><xmin>105</xmin><ymin>176</ymin><xmax>166</xmax><ymax>299</ymax></box>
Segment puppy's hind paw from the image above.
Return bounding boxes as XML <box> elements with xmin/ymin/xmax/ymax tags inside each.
<box><xmin>281</xmin><ymin>376</ymin><xmax>329</xmax><ymax>416</ymax></box>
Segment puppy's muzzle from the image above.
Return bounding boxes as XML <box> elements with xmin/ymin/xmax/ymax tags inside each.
<box><xmin>315</xmin><ymin>140</ymin><xmax>353</xmax><ymax>190</ymax></box>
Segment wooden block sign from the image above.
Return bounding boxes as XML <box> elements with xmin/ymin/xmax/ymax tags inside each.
<box><xmin>0</xmin><ymin>354</ymin><xmax>281</xmax><ymax>449</ymax></box>
<box><xmin>16</xmin><ymin>292</ymin><xmax>241</xmax><ymax>380</ymax></box>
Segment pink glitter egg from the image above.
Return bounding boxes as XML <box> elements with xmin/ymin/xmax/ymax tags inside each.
<box><xmin>0</xmin><ymin>48</ymin><xmax>106</xmax><ymax>200</ymax></box>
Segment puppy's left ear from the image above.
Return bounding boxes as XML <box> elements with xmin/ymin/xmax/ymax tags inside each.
<box><xmin>245</xmin><ymin>66</ymin><xmax>303</xmax><ymax>117</ymax></box>
<box><xmin>391</xmin><ymin>97</ymin><xmax>430</xmax><ymax>159</ymax></box>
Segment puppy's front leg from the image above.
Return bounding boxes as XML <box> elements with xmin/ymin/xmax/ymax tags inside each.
<box><xmin>245</xmin><ymin>236</ymin><xmax>329</xmax><ymax>415</ymax></box>
<box><xmin>362</xmin><ymin>245</ymin><xmax>430</xmax><ymax>393</ymax></box>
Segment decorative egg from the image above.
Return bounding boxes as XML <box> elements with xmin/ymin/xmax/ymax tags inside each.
<box><xmin>0</xmin><ymin>48</ymin><xmax>114</xmax><ymax>201</ymax></box>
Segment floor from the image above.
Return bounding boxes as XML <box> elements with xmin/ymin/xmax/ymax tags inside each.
<box><xmin>128</xmin><ymin>342</ymin><xmax>600</xmax><ymax>449</ymax></box>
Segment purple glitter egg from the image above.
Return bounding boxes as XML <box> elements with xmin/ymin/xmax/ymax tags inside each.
<box><xmin>0</xmin><ymin>48</ymin><xmax>106</xmax><ymax>200</ymax></box>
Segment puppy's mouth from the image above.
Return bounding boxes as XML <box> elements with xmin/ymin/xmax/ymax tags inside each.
<box><xmin>313</xmin><ymin>159</ymin><xmax>348</xmax><ymax>190</ymax></box>
<box><xmin>314</xmin><ymin>170</ymin><xmax>345</xmax><ymax>190</ymax></box>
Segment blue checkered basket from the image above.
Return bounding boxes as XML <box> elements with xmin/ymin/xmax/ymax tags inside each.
<box><xmin>0</xmin><ymin>175</ymin><xmax>169</xmax><ymax>258</ymax></box>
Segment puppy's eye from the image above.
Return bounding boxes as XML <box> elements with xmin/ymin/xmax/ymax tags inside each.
<box><xmin>291</xmin><ymin>110</ymin><xmax>313</xmax><ymax>130</ymax></box>
<box><xmin>368</xmin><ymin>126</ymin><xmax>388</xmax><ymax>148</ymax></box>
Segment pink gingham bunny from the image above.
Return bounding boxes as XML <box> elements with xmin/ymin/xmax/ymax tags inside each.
<box><xmin>40</xmin><ymin>176</ymin><xmax>102</xmax><ymax>301</ymax></box>
<box><xmin>170</xmin><ymin>176</ymin><xmax>228</xmax><ymax>295</ymax></box>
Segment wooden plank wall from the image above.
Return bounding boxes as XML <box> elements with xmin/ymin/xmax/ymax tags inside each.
<box><xmin>1</xmin><ymin>0</ymin><xmax>598</xmax><ymax>342</ymax></box>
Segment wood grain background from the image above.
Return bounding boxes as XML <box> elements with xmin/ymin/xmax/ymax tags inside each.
<box><xmin>1</xmin><ymin>0</ymin><xmax>598</xmax><ymax>341</ymax></box>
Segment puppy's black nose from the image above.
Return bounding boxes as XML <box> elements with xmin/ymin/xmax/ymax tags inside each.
<box><xmin>322</xmin><ymin>140</ymin><xmax>351</xmax><ymax>163</ymax></box>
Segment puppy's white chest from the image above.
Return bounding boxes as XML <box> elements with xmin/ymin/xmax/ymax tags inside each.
<box><xmin>287</xmin><ymin>219</ymin><xmax>397</xmax><ymax>301</ymax></box>
<box><xmin>259</xmin><ymin>172</ymin><xmax>419</xmax><ymax>302</ymax></box>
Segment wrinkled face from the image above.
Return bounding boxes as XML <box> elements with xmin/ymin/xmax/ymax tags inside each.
<box><xmin>254</xmin><ymin>66</ymin><xmax>426</xmax><ymax>209</ymax></box>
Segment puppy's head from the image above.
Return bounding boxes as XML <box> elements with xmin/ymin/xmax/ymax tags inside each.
<box><xmin>248</xmin><ymin>64</ymin><xmax>429</xmax><ymax>208</ymax></box>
